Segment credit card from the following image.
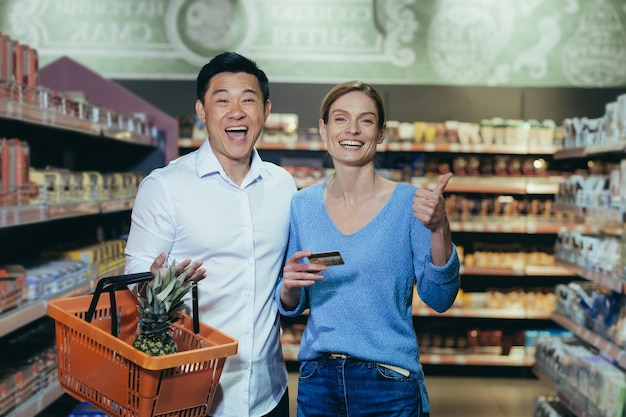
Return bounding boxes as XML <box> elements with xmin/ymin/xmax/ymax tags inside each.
<box><xmin>308</xmin><ymin>251</ymin><xmax>345</xmax><ymax>266</ymax></box>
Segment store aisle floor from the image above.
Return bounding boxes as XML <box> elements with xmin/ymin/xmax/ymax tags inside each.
<box><xmin>287</xmin><ymin>373</ymin><xmax>548</xmax><ymax>416</ymax></box>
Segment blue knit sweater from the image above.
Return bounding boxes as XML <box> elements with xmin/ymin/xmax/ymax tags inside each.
<box><xmin>276</xmin><ymin>181</ymin><xmax>460</xmax><ymax>409</ymax></box>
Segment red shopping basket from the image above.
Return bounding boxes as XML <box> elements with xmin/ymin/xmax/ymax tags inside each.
<box><xmin>47</xmin><ymin>272</ymin><xmax>238</xmax><ymax>417</ymax></box>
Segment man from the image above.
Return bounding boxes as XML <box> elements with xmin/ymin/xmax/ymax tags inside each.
<box><xmin>124</xmin><ymin>52</ymin><xmax>296</xmax><ymax>417</ymax></box>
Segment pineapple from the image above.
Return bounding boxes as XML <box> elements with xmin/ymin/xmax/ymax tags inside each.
<box><xmin>133</xmin><ymin>261</ymin><xmax>193</xmax><ymax>356</ymax></box>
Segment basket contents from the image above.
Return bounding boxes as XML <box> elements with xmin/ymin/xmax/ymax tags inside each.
<box><xmin>134</xmin><ymin>262</ymin><xmax>192</xmax><ymax>356</ymax></box>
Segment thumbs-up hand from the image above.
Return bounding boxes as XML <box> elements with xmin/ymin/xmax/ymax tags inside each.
<box><xmin>413</xmin><ymin>172</ymin><xmax>453</xmax><ymax>232</ymax></box>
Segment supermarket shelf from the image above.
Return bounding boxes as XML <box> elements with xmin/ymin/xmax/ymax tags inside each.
<box><xmin>0</xmin><ymin>280</ymin><xmax>96</xmax><ymax>337</ymax></box>
<box><xmin>413</xmin><ymin>175</ymin><xmax>562</xmax><ymax>195</ymax></box>
<box><xmin>47</xmin><ymin>201</ymin><xmax>102</xmax><ymax>220</ymax></box>
<box><xmin>462</xmin><ymin>265</ymin><xmax>573</xmax><ymax>276</ymax></box>
<box><xmin>281</xmin><ymin>351</ymin><xmax>534</xmax><ymax>366</ymax></box>
<box><xmin>535</xmin><ymin>365</ymin><xmax>594</xmax><ymax>417</ymax></box>
<box><xmin>101</xmin><ymin>198</ymin><xmax>134</xmax><ymax>213</ymax></box>
<box><xmin>180</xmin><ymin>139</ymin><xmax>557</xmax><ymax>155</ymax></box>
<box><xmin>102</xmin><ymin>126</ymin><xmax>157</xmax><ymax>146</ymax></box>
<box><xmin>0</xmin><ymin>98</ymin><xmax>155</xmax><ymax>146</ymax></box>
<box><xmin>419</xmin><ymin>353</ymin><xmax>534</xmax><ymax>366</ymax></box>
<box><xmin>552</xmin><ymin>221</ymin><xmax>623</xmax><ymax>237</ymax></box>
<box><xmin>532</xmin><ymin>366</ymin><xmax>558</xmax><ymax>391</ymax></box>
<box><xmin>554</xmin><ymin>260</ymin><xmax>626</xmax><ymax>293</ymax></box>
<box><xmin>413</xmin><ymin>307</ymin><xmax>551</xmax><ymax>319</ymax></box>
<box><xmin>551</xmin><ymin>312</ymin><xmax>626</xmax><ymax>369</ymax></box>
<box><xmin>384</xmin><ymin>142</ymin><xmax>556</xmax><ymax>155</ymax></box>
<box><xmin>0</xmin><ymin>198</ymin><xmax>134</xmax><ymax>228</ymax></box>
<box><xmin>0</xmin><ymin>98</ymin><xmax>100</xmax><ymax>136</ymax></box>
<box><xmin>0</xmin><ymin>205</ymin><xmax>47</xmax><ymax>227</ymax></box>
<box><xmin>524</xmin><ymin>265</ymin><xmax>576</xmax><ymax>276</ymax></box>
<box><xmin>6</xmin><ymin>381</ymin><xmax>64</xmax><ymax>417</ymax></box>
<box><xmin>450</xmin><ymin>217</ymin><xmax>564</xmax><ymax>234</ymax></box>
<box><xmin>556</xmin><ymin>391</ymin><xmax>592</xmax><ymax>417</ymax></box>
<box><xmin>553</xmin><ymin>203</ymin><xmax>584</xmax><ymax>217</ymax></box>
<box><xmin>554</xmin><ymin>140</ymin><xmax>626</xmax><ymax>160</ymax></box>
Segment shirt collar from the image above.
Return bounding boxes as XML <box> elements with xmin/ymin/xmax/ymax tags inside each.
<box><xmin>195</xmin><ymin>137</ymin><xmax>263</xmax><ymax>188</ymax></box>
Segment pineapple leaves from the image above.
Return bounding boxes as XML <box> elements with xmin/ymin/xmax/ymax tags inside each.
<box><xmin>133</xmin><ymin>258</ymin><xmax>196</xmax><ymax>356</ymax></box>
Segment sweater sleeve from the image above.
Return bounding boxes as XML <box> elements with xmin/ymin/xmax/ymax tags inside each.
<box><xmin>415</xmin><ymin>235</ymin><xmax>461</xmax><ymax>314</ymax></box>
<box><xmin>274</xmin><ymin>193</ymin><xmax>310</xmax><ymax>316</ymax></box>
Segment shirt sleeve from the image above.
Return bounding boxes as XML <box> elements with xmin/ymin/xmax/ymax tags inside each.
<box><xmin>124</xmin><ymin>174</ymin><xmax>177</xmax><ymax>274</ymax></box>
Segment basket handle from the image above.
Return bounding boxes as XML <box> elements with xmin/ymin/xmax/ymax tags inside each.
<box><xmin>85</xmin><ymin>272</ymin><xmax>201</xmax><ymax>337</ymax></box>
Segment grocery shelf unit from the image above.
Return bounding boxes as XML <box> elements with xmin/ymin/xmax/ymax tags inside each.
<box><xmin>409</xmin><ymin>146</ymin><xmax>576</xmax><ymax>375</ymax></box>
<box><xmin>0</xmin><ymin>60</ymin><xmax>176</xmax><ymax>417</ymax></box>
<box><xmin>534</xmin><ymin>141</ymin><xmax>626</xmax><ymax>416</ymax></box>
<box><xmin>199</xmin><ymin>139</ymin><xmax>580</xmax><ymax>375</ymax></box>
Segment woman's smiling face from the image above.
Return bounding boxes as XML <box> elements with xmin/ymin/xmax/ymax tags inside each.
<box><xmin>320</xmin><ymin>91</ymin><xmax>385</xmax><ymax>167</ymax></box>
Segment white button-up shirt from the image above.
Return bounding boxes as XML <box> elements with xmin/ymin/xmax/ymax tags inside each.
<box><xmin>124</xmin><ymin>139</ymin><xmax>296</xmax><ymax>417</ymax></box>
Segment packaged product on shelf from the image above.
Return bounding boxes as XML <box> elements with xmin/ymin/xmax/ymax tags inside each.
<box><xmin>191</xmin><ymin>114</ymin><xmax>206</xmax><ymax>140</ymax></box>
<box><xmin>28</xmin><ymin>167</ymin><xmax>69</xmax><ymax>205</ymax></box>
<box><xmin>0</xmin><ymin>264</ymin><xmax>26</xmax><ymax>313</ymax></box>
<box><xmin>412</xmin><ymin>121</ymin><xmax>426</xmax><ymax>142</ymax></box>
<box><xmin>444</xmin><ymin>120</ymin><xmax>458</xmax><ymax>143</ymax></box>
<box><xmin>22</xmin><ymin>260</ymin><xmax>89</xmax><ymax>298</ymax></box>
<box><xmin>385</xmin><ymin>120</ymin><xmax>399</xmax><ymax>142</ymax></box>
<box><xmin>281</xmin><ymin>113</ymin><xmax>299</xmax><ymax>143</ymax></box>
<box><xmin>0</xmin><ymin>138</ymin><xmax>29</xmax><ymax>206</ymax></box>
<box><xmin>262</xmin><ymin>112</ymin><xmax>282</xmax><ymax>142</ymax></box>
<box><xmin>26</xmin><ymin>46</ymin><xmax>37</xmax><ymax>88</ymax></box>
<box><xmin>604</xmin><ymin>101</ymin><xmax>619</xmax><ymax>143</ymax></box>
<box><xmin>398</xmin><ymin>122</ymin><xmax>414</xmax><ymax>142</ymax></box>
<box><xmin>0</xmin><ymin>33</ymin><xmax>11</xmax><ymax>83</ymax></box>
<box><xmin>10</xmin><ymin>38</ymin><xmax>23</xmax><ymax>87</ymax></box>
<box><xmin>479</xmin><ymin>119</ymin><xmax>494</xmax><ymax>144</ymax></box>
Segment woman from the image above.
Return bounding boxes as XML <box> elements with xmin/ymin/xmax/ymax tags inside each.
<box><xmin>275</xmin><ymin>80</ymin><xmax>461</xmax><ymax>416</ymax></box>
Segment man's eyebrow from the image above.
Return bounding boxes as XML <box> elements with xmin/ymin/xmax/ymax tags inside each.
<box><xmin>211</xmin><ymin>88</ymin><xmax>260</xmax><ymax>96</ymax></box>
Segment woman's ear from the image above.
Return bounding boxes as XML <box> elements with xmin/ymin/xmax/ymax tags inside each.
<box><xmin>319</xmin><ymin>119</ymin><xmax>327</xmax><ymax>140</ymax></box>
<box><xmin>378</xmin><ymin>122</ymin><xmax>386</xmax><ymax>144</ymax></box>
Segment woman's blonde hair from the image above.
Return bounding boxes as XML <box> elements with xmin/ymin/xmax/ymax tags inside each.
<box><xmin>320</xmin><ymin>81</ymin><xmax>386</xmax><ymax>130</ymax></box>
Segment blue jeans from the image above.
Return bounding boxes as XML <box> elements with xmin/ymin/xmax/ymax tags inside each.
<box><xmin>297</xmin><ymin>356</ymin><xmax>425</xmax><ymax>417</ymax></box>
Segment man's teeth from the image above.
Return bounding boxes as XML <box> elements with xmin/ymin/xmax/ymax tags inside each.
<box><xmin>226</xmin><ymin>127</ymin><xmax>247</xmax><ymax>132</ymax></box>
<box><xmin>339</xmin><ymin>140</ymin><xmax>363</xmax><ymax>147</ymax></box>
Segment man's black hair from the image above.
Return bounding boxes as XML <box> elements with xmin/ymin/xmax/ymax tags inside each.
<box><xmin>196</xmin><ymin>52</ymin><xmax>270</xmax><ymax>104</ymax></box>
